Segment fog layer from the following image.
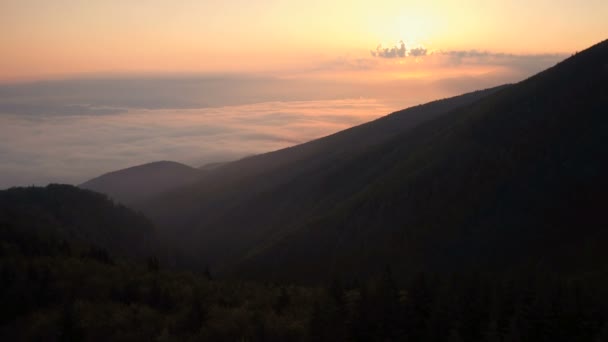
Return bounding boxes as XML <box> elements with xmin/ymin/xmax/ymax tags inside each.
<box><xmin>0</xmin><ymin>99</ymin><xmax>393</xmax><ymax>188</ymax></box>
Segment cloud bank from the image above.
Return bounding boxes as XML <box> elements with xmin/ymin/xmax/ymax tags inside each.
<box><xmin>0</xmin><ymin>45</ymin><xmax>568</xmax><ymax>190</ymax></box>
<box><xmin>370</xmin><ymin>42</ymin><xmax>564</xmax><ymax>74</ymax></box>
<box><xmin>0</xmin><ymin>99</ymin><xmax>392</xmax><ymax>188</ymax></box>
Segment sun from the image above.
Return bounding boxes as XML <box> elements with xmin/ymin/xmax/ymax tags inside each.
<box><xmin>365</xmin><ymin>4</ymin><xmax>444</xmax><ymax>51</ymax></box>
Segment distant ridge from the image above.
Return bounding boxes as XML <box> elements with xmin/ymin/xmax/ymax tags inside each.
<box><xmin>80</xmin><ymin>161</ymin><xmax>203</xmax><ymax>206</ymax></box>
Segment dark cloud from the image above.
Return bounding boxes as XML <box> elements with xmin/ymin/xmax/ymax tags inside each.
<box><xmin>371</xmin><ymin>41</ymin><xmax>428</xmax><ymax>58</ymax></box>
<box><xmin>371</xmin><ymin>41</ymin><xmax>406</xmax><ymax>58</ymax></box>
<box><xmin>409</xmin><ymin>47</ymin><xmax>428</xmax><ymax>57</ymax></box>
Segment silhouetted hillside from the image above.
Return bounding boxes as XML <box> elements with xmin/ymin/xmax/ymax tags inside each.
<box><xmin>198</xmin><ymin>161</ymin><xmax>230</xmax><ymax>171</ymax></box>
<box><xmin>143</xmin><ymin>40</ymin><xmax>608</xmax><ymax>282</ymax></box>
<box><xmin>0</xmin><ymin>185</ymin><xmax>317</xmax><ymax>340</ymax></box>
<box><xmin>237</xmin><ymin>39</ymin><xmax>608</xmax><ymax>281</ymax></box>
<box><xmin>140</xmin><ymin>86</ymin><xmax>507</xmax><ymax>272</ymax></box>
<box><xmin>0</xmin><ymin>184</ymin><xmax>156</xmax><ymax>259</ymax></box>
<box><xmin>80</xmin><ymin>161</ymin><xmax>203</xmax><ymax>206</ymax></box>
<box><xmin>4</xmin><ymin>189</ymin><xmax>608</xmax><ymax>340</ymax></box>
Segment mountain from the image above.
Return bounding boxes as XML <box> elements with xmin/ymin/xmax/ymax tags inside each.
<box><xmin>139</xmin><ymin>86</ymin><xmax>507</xmax><ymax>272</ymax></box>
<box><xmin>198</xmin><ymin>161</ymin><xmax>230</xmax><ymax>171</ymax></box>
<box><xmin>235</xmin><ymin>40</ymin><xmax>608</xmax><ymax>281</ymax></box>
<box><xmin>142</xmin><ymin>39</ymin><xmax>608</xmax><ymax>282</ymax></box>
<box><xmin>0</xmin><ymin>184</ymin><xmax>156</xmax><ymax>259</ymax></box>
<box><xmin>80</xmin><ymin>161</ymin><xmax>203</xmax><ymax>206</ymax></box>
<box><xmin>0</xmin><ymin>184</ymin><xmax>313</xmax><ymax>340</ymax></box>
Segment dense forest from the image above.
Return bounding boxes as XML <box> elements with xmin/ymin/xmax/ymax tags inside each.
<box><xmin>2</xmin><ymin>187</ymin><xmax>608</xmax><ymax>341</ymax></box>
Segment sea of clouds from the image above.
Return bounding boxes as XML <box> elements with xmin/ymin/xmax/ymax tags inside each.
<box><xmin>0</xmin><ymin>97</ymin><xmax>394</xmax><ymax>188</ymax></box>
<box><xmin>0</xmin><ymin>52</ymin><xmax>565</xmax><ymax>190</ymax></box>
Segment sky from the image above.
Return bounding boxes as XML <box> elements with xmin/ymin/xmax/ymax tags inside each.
<box><xmin>1</xmin><ymin>0</ymin><xmax>607</xmax><ymax>80</ymax></box>
<box><xmin>1</xmin><ymin>1</ymin><xmax>607</xmax><ymax>188</ymax></box>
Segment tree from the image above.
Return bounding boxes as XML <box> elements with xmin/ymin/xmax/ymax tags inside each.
<box><xmin>274</xmin><ymin>287</ymin><xmax>291</xmax><ymax>315</ymax></box>
<box><xmin>147</xmin><ymin>256</ymin><xmax>160</xmax><ymax>272</ymax></box>
<box><xmin>58</xmin><ymin>301</ymin><xmax>84</xmax><ymax>342</ymax></box>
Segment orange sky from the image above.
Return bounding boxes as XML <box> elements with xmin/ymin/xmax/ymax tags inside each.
<box><xmin>2</xmin><ymin>0</ymin><xmax>607</xmax><ymax>81</ymax></box>
<box><xmin>1</xmin><ymin>0</ymin><xmax>607</xmax><ymax>187</ymax></box>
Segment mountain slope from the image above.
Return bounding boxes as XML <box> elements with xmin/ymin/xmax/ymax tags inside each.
<box><xmin>5</xmin><ymin>186</ymin><xmax>608</xmax><ymax>340</ymax></box>
<box><xmin>0</xmin><ymin>184</ymin><xmax>157</xmax><ymax>259</ymax></box>
<box><xmin>236</xmin><ymin>39</ymin><xmax>608</xmax><ymax>281</ymax></box>
<box><xmin>0</xmin><ymin>185</ymin><xmax>314</xmax><ymax>341</ymax></box>
<box><xmin>146</xmin><ymin>39</ymin><xmax>608</xmax><ymax>282</ymax></box>
<box><xmin>80</xmin><ymin>161</ymin><xmax>203</xmax><ymax>206</ymax></box>
<box><xmin>142</xmin><ymin>86</ymin><xmax>507</xmax><ymax>271</ymax></box>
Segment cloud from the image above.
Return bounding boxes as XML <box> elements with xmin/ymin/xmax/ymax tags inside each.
<box><xmin>371</xmin><ymin>41</ymin><xmax>407</xmax><ymax>58</ymax></box>
<box><xmin>435</xmin><ymin>50</ymin><xmax>566</xmax><ymax>75</ymax></box>
<box><xmin>438</xmin><ymin>49</ymin><xmax>562</xmax><ymax>62</ymax></box>
<box><xmin>370</xmin><ymin>42</ymin><xmax>564</xmax><ymax>73</ymax></box>
<box><xmin>0</xmin><ymin>103</ymin><xmax>125</xmax><ymax>116</ymax></box>
<box><xmin>0</xmin><ymin>74</ymin><xmax>461</xmax><ymax>191</ymax></box>
<box><xmin>0</xmin><ymin>99</ymin><xmax>394</xmax><ymax>188</ymax></box>
<box><xmin>313</xmin><ymin>57</ymin><xmax>379</xmax><ymax>72</ymax></box>
<box><xmin>408</xmin><ymin>47</ymin><xmax>428</xmax><ymax>57</ymax></box>
<box><xmin>371</xmin><ymin>41</ymin><xmax>428</xmax><ymax>58</ymax></box>
<box><xmin>0</xmin><ymin>76</ymin><xmax>337</xmax><ymax>110</ymax></box>
<box><xmin>441</xmin><ymin>50</ymin><xmax>494</xmax><ymax>59</ymax></box>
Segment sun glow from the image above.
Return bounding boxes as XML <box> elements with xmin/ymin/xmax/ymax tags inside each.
<box><xmin>1</xmin><ymin>0</ymin><xmax>607</xmax><ymax>81</ymax></box>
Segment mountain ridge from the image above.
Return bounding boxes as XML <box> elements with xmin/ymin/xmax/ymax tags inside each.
<box><xmin>139</xmin><ymin>86</ymin><xmax>510</xmax><ymax>273</ymax></box>
<box><xmin>80</xmin><ymin>160</ymin><xmax>203</xmax><ymax>206</ymax></box>
<box><xmin>138</xmin><ymin>39</ymin><xmax>608</xmax><ymax>282</ymax></box>
<box><xmin>0</xmin><ymin>184</ymin><xmax>157</xmax><ymax>259</ymax></box>
<box><xmin>233</xmin><ymin>38</ymin><xmax>608</xmax><ymax>281</ymax></box>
